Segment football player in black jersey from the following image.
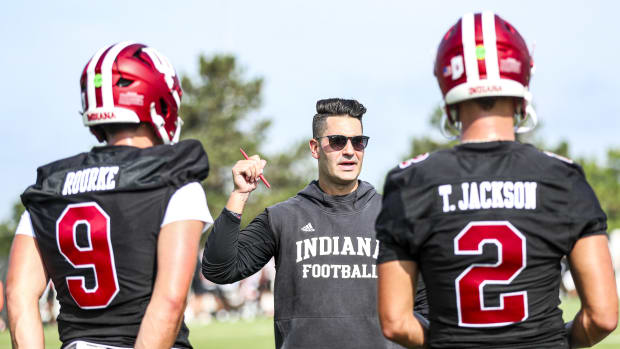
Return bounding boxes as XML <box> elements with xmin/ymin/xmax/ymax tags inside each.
<box><xmin>376</xmin><ymin>12</ymin><xmax>617</xmax><ymax>349</ymax></box>
<box><xmin>6</xmin><ymin>42</ymin><xmax>213</xmax><ymax>349</ymax></box>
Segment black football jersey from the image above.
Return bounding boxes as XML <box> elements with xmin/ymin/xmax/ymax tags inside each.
<box><xmin>376</xmin><ymin>141</ymin><xmax>607</xmax><ymax>349</ymax></box>
<box><xmin>21</xmin><ymin>140</ymin><xmax>209</xmax><ymax>348</ymax></box>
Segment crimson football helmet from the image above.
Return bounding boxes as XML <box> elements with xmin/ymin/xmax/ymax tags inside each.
<box><xmin>80</xmin><ymin>42</ymin><xmax>183</xmax><ymax>144</ymax></box>
<box><xmin>434</xmin><ymin>11</ymin><xmax>537</xmax><ymax>138</ymax></box>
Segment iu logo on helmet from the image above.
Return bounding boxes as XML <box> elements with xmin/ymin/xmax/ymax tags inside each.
<box><xmin>450</xmin><ymin>55</ymin><xmax>464</xmax><ymax>80</ymax></box>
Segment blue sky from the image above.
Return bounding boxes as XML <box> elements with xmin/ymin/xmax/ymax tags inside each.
<box><xmin>1</xmin><ymin>1</ymin><xmax>618</xmax><ymax>220</ymax></box>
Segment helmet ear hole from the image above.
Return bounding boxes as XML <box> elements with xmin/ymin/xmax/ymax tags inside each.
<box><xmin>116</xmin><ymin>77</ymin><xmax>134</xmax><ymax>87</ymax></box>
<box><xmin>159</xmin><ymin>98</ymin><xmax>168</xmax><ymax>118</ymax></box>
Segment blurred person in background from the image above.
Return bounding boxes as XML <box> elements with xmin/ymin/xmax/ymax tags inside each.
<box><xmin>0</xmin><ymin>280</ymin><xmax>4</xmax><ymax>332</ymax></box>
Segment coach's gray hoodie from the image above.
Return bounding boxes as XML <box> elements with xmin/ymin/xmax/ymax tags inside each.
<box><xmin>267</xmin><ymin>180</ymin><xmax>403</xmax><ymax>349</ymax></box>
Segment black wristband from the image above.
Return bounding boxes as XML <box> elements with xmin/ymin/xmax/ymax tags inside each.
<box><xmin>223</xmin><ymin>207</ymin><xmax>242</xmax><ymax>220</ymax></box>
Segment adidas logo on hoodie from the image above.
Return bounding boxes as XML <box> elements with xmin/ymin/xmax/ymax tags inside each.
<box><xmin>301</xmin><ymin>222</ymin><xmax>315</xmax><ymax>232</ymax></box>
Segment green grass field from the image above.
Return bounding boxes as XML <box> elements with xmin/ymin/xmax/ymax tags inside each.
<box><xmin>0</xmin><ymin>297</ymin><xmax>618</xmax><ymax>348</ymax></box>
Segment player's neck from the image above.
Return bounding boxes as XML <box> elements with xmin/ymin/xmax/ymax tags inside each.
<box><xmin>108</xmin><ymin>136</ymin><xmax>156</xmax><ymax>148</ymax></box>
<box><xmin>459</xmin><ymin>99</ymin><xmax>516</xmax><ymax>143</ymax></box>
<box><xmin>107</xmin><ymin>126</ymin><xmax>162</xmax><ymax>148</ymax></box>
<box><xmin>460</xmin><ymin>115</ymin><xmax>515</xmax><ymax>143</ymax></box>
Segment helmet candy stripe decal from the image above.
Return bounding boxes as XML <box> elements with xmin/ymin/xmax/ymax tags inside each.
<box><xmin>100</xmin><ymin>42</ymin><xmax>134</xmax><ymax>109</ymax></box>
<box><xmin>86</xmin><ymin>46</ymin><xmax>108</xmax><ymax>113</ymax></box>
<box><xmin>461</xmin><ymin>13</ymin><xmax>479</xmax><ymax>81</ymax></box>
<box><xmin>482</xmin><ymin>11</ymin><xmax>500</xmax><ymax>80</ymax></box>
<box><xmin>93</xmin><ymin>46</ymin><xmax>112</xmax><ymax>108</ymax></box>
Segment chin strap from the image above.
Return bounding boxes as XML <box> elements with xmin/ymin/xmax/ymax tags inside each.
<box><xmin>172</xmin><ymin>116</ymin><xmax>183</xmax><ymax>144</ymax></box>
<box><xmin>440</xmin><ymin>113</ymin><xmax>460</xmax><ymax>140</ymax></box>
<box><xmin>439</xmin><ymin>105</ymin><xmax>461</xmax><ymax>140</ymax></box>
<box><xmin>150</xmin><ymin>102</ymin><xmax>170</xmax><ymax>144</ymax></box>
<box><xmin>514</xmin><ymin>90</ymin><xmax>538</xmax><ymax>134</ymax></box>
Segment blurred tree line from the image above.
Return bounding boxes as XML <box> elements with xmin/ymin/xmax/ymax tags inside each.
<box><xmin>179</xmin><ymin>54</ymin><xmax>314</xmax><ymax>230</ymax></box>
<box><xmin>0</xmin><ymin>55</ymin><xmax>618</xmax><ymax>258</ymax></box>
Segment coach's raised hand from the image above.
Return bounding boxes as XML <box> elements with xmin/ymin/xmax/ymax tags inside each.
<box><xmin>226</xmin><ymin>154</ymin><xmax>267</xmax><ymax>214</ymax></box>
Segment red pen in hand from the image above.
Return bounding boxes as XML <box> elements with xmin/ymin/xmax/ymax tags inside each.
<box><xmin>240</xmin><ymin>148</ymin><xmax>271</xmax><ymax>189</ymax></box>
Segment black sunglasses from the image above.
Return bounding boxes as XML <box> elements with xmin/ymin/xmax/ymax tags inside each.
<box><xmin>315</xmin><ymin>135</ymin><xmax>370</xmax><ymax>151</ymax></box>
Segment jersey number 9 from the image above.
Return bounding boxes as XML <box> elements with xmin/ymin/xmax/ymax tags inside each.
<box><xmin>56</xmin><ymin>202</ymin><xmax>119</xmax><ymax>309</ymax></box>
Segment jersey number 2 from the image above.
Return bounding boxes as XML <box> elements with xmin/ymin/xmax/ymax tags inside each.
<box><xmin>56</xmin><ymin>202</ymin><xmax>119</xmax><ymax>309</ymax></box>
<box><xmin>454</xmin><ymin>221</ymin><xmax>528</xmax><ymax>327</ymax></box>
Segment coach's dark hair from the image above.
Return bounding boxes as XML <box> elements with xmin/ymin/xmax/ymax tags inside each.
<box><xmin>312</xmin><ymin>98</ymin><xmax>367</xmax><ymax>138</ymax></box>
